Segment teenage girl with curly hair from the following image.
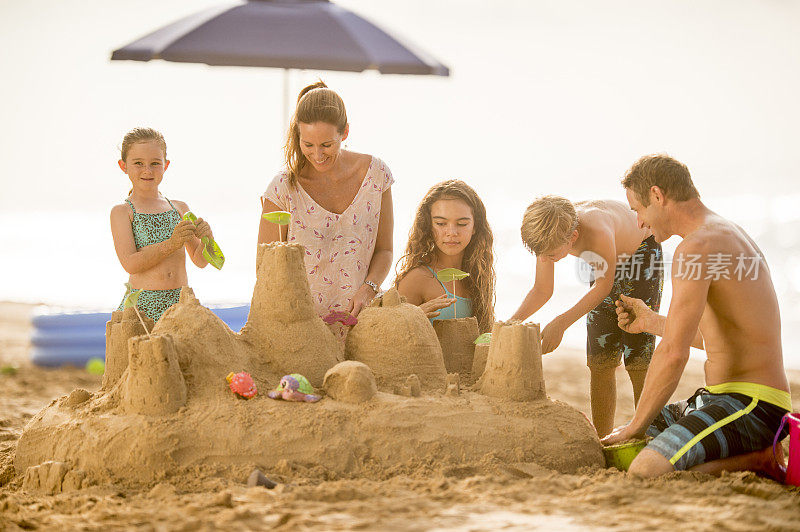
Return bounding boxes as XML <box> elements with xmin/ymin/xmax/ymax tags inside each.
<box><xmin>395</xmin><ymin>180</ymin><xmax>496</xmax><ymax>332</ymax></box>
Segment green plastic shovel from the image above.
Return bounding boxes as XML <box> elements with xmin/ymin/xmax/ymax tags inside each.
<box><xmin>183</xmin><ymin>212</ymin><xmax>225</xmax><ymax>270</ymax></box>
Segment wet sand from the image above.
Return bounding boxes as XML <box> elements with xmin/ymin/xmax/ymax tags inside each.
<box><xmin>1</xmin><ymin>301</ymin><xmax>799</xmax><ymax>531</ymax></box>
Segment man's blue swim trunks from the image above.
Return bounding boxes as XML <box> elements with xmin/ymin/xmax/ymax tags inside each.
<box><xmin>646</xmin><ymin>382</ymin><xmax>791</xmax><ymax>471</ymax></box>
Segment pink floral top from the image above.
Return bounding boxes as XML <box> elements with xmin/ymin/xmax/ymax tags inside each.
<box><xmin>263</xmin><ymin>156</ymin><xmax>393</xmax><ymax>333</ymax></box>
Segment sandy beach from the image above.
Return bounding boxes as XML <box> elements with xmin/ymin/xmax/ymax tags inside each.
<box><xmin>1</xmin><ymin>300</ymin><xmax>799</xmax><ymax>531</ymax></box>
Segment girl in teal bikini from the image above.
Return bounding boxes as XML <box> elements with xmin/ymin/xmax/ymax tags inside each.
<box><xmin>395</xmin><ymin>180</ymin><xmax>496</xmax><ymax>332</ymax></box>
<box><xmin>110</xmin><ymin>127</ymin><xmax>215</xmax><ymax>322</ymax></box>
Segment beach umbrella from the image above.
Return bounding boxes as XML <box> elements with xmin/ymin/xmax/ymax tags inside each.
<box><xmin>111</xmin><ymin>0</ymin><xmax>449</xmax><ymax>122</ymax></box>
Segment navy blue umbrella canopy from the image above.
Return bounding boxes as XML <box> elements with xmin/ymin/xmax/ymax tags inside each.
<box><xmin>111</xmin><ymin>0</ymin><xmax>449</xmax><ymax>76</ymax></box>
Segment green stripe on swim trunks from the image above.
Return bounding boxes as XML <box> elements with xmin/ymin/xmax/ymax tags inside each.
<box><xmin>668</xmin><ymin>396</ymin><xmax>758</xmax><ymax>466</ymax></box>
<box><xmin>705</xmin><ymin>381</ymin><xmax>792</xmax><ymax>411</ymax></box>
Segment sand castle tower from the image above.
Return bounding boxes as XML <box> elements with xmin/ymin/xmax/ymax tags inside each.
<box><xmin>432</xmin><ymin>317</ymin><xmax>480</xmax><ymax>377</ymax></box>
<box><xmin>478</xmin><ymin>321</ymin><xmax>545</xmax><ymax>401</ymax></box>
<box><xmin>103</xmin><ymin>306</ymin><xmax>153</xmax><ymax>389</ymax></box>
<box><xmin>346</xmin><ymin>288</ymin><xmax>447</xmax><ymax>392</ymax></box>
<box><xmin>240</xmin><ymin>242</ymin><xmax>342</xmax><ymax>386</ymax></box>
<box><xmin>120</xmin><ymin>334</ymin><xmax>187</xmax><ymax>415</ymax></box>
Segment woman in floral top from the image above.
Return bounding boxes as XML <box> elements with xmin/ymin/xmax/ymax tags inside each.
<box><xmin>259</xmin><ymin>82</ymin><xmax>394</xmax><ymax>334</ymax></box>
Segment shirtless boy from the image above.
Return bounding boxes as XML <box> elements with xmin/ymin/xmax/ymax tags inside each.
<box><xmin>511</xmin><ymin>196</ymin><xmax>663</xmax><ymax>437</ymax></box>
<box><xmin>604</xmin><ymin>154</ymin><xmax>792</xmax><ymax>479</ymax></box>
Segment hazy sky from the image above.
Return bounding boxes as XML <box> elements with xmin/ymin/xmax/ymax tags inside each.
<box><xmin>2</xmin><ymin>0</ymin><xmax>799</xmax><ymax>217</ymax></box>
<box><xmin>2</xmin><ymin>1</ymin><xmax>799</xmax><ymax>346</ymax></box>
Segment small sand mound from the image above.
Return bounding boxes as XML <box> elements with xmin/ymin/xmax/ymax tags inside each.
<box><xmin>323</xmin><ymin>361</ymin><xmax>377</xmax><ymax>403</ymax></box>
<box><xmin>345</xmin><ymin>288</ymin><xmax>447</xmax><ymax>392</ymax></box>
<box><xmin>62</xmin><ymin>389</ymin><xmax>91</xmax><ymax>408</ymax></box>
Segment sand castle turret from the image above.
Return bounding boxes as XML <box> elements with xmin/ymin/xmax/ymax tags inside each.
<box><xmin>240</xmin><ymin>242</ymin><xmax>341</xmax><ymax>386</ymax></box>
<box><xmin>120</xmin><ymin>334</ymin><xmax>187</xmax><ymax>415</ymax></box>
<box><xmin>478</xmin><ymin>321</ymin><xmax>545</xmax><ymax>401</ymax></box>
<box><xmin>346</xmin><ymin>288</ymin><xmax>447</xmax><ymax>392</ymax></box>
<box><xmin>432</xmin><ymin>317</ymin><xmax>480</xmax><ymax>377</ymax></box>
<box><xmin>248</xmin><ymin>243</ymin><xmax>319</xmax><ymax>322</ymax></box>
<box><xmin>103</xmin><ymin>306</ymin><xmax>153</xmax><ymax>389</ymax></box>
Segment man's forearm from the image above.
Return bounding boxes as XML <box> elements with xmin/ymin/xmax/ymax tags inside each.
<box><xmin>646</xmin><ymin>314</ymin><xmax>703</xmax><ymax>349</ymax></box>
<box><xmin>646</xmin><ymin>313</ymin><xmax>666</xmax><ymax>337</ymax></box>
<box><xmin>629</xmin><ymin>340</ymin><xmax>689</xmax><ymax>433</ymax></box>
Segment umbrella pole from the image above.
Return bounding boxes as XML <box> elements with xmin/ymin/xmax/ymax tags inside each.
<box><xmin>282</xmin><ymin>68</ymin><xmax>291</xmax><ymax>133</ymax></box>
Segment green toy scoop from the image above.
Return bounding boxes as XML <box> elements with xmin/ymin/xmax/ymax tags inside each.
<box><xmin>183</xmin><ymin>211</ymin><xmax>225</xmax><ymax>270</ymax></box>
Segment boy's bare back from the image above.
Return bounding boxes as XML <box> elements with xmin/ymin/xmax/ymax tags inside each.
<box><xmin>574</xmin><ymin>200</ymin><xmax>651</xmax><ymax>261</ymax></box>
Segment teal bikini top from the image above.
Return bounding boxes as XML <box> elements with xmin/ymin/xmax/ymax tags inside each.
<box><xmin>125</xmin><ymin>198</ymin><xmax>181</xmax><ymax>250</ymax></box>
<box><xmin>425</xmin><ymin>266</ymin><xmax>473</xmax><ymax>322</ymax></box>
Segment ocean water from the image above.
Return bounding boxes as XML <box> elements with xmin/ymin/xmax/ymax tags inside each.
<box><xmin>1</xmin><ymin>0</ymin><xmax>799</xmax><ymax>366</ymax></box>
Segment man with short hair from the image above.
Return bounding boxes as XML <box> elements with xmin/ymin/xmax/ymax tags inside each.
<box><xmin>603</xmin><ymin>154</ymin><xmax>792</xmax><ymax>479</ymax></box>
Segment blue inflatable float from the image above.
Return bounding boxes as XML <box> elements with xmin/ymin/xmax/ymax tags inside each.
<box><xmin>31</xmin><ymin>305</ymin><xmax>250</xmax><ymax>367</ymax></box>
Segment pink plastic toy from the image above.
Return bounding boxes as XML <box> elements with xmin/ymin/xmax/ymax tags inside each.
<box><xmin>226</xmin><ymin>371</ymin><xmax>257</xmax><ymax>399</ymax></box>
<box><xmin>267</xmin><ymin>374</ymin><xmax>320</xmax><ymax>402</ymax></box>
<box><xmin>322</xmin><ymin>310</ymin><xmax>358</xmax><ymax>326</ymax></box>
<box><xmin>774</xmin><ymin>412</ymin><xmax>800</xmax><ymax>486</ymax></box>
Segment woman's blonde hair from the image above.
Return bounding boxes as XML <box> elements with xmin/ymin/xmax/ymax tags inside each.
<box><xmin>394</xmin><ymin>180</ymin><xmax>496</xmax><ymax>332</ymax></box>
<box><xmin>520</xmin><ymin>195</ymin><xmax>578</xmax><ymax>255</ymax></box>
<box><xmin>284</xmin><ymin>81</ymin><xmax>348</xmax><ymax>188</ymax></box>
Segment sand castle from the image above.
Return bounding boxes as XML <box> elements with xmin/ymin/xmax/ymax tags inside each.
<box><xmin>13</xmin><ymin>242</ymin><xmax>603</xmax><ymax>491</ymax></box>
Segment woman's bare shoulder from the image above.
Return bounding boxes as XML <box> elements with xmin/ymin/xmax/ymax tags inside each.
<box><xmin>343</xmin><ymin>149</ymin><xmax>371</xmax><ymax>162</ymax></box>
<box><xmin>340</xmin><ymin>150</ymin><xmax>371</xmax><ymax>169</ymax></box>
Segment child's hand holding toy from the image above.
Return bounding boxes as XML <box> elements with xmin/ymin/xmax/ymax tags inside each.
<box><xmin>183</xmin><ymin>211</ymin><xmax>225</xmax><ymax>269</ymax></box>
